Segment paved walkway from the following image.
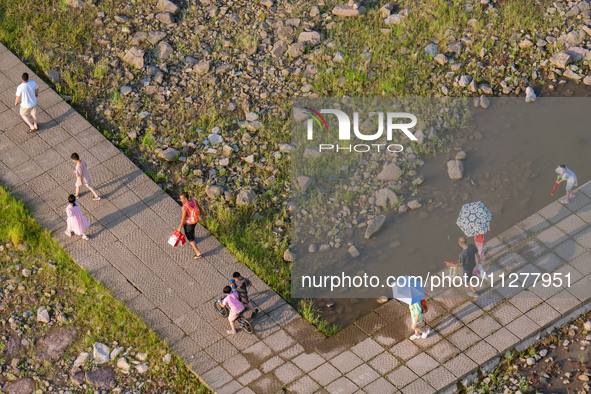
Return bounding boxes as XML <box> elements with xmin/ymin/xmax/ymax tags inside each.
<box><xmin>2</xmin><ymin>43</ymin><xmax>591</xmax><ymax>393</ymax></box>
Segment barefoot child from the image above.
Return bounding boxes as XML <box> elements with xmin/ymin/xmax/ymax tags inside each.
<box><xmin>65</xmin><ymin>194</ymin><xmax>90</xmax><ymax>240</ymax></box>
<box><xmin>221</xmin><ymin>285</ymin><xmax>244</xmax><ymax>335</ymax></box>
<box><xmin>409</xmin><ymin>301</ymin><xmax>431</xmax><ymax>340</ymax></box>
<box><xmin>555</xmin><ymin>165</ymin><xmax>577</xmax><ymax>204</ymax></box>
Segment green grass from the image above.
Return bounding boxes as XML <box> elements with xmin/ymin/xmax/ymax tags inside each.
<box><xmin>0</xmin><ymin>185</ymin><xmax>209</xmax><ymax>392</ymax></box>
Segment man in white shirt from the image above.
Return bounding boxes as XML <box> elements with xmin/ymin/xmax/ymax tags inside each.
<box><xmin>15</xmin><ymin>72</ymin><xmax>39</xmax><ymax>132</ymax></box>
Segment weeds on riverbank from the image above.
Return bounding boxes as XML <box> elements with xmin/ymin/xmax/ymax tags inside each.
<box><xmin>0</xmin><ymin>185</ymin><xmax>209</xmax><ymax>392</ymax></box>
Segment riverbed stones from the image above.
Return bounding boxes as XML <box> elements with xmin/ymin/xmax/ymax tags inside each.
<box><xmin>283</xmin><ymin>249</ymin><xmax>296</xmax><ymax>262</ymax></box>
<box><xmin>2</xmin><ymin>378</ymin><xmax>35</xmax><ymax>394</ymax></box>
<box><xmin>236</xmin><ymin>189</ymin><xmax>257</xmax><ymax>206</ymax></box>
<box><xmin>159</xmin><ymin>147</ymin><xmax>179</xmax><ymax>162</ymax></box>
<box><xmin>455</xmin><ymin>151</ymin><xmax>467</xmax><ymax>160</ymax></box>
<box><xmin>332</xmin><ymin>4</ymin><xmax>366</xmax><ymax>16</ymax></box>
<box><xmin>154</xmin><ymin>41</ymin><xmax>173</xmax><ymax>61</ymax></box>
<box><xmin>550</xmin><ymin>52</ymin><xmax>573</xmax><ymax>69</ymax></box>
<box><xmin>447</xmin><ymin>160</ymin><xmax>464</xmax><ymax>180</ymax></box>
<box><xmin>85</xmin><ymin>367</ymin><xmax>116</xmax><ymax>388</ymax></box>
<box><xmin>376</xmin><ymin>163</ymin><xmax>401</xmax><ymax>181</ymax></box>
<box><xmin>123</xmin><ymin>47</ymin><xmax>145</xmax><ymax>69</ymax></box>
<box><xmin>407</xmin><ymin>200</ymin><xmax>422</xmax><ymax>210</ymax></box>
<box><xmin>375</xmin><ymin>188</ymin><xmax>398</xmax><ymax>208</ymax></box>
<box><xmin>93</xmin><ymin>342</ymin><xmax>110</xmax><ymax>364</ymax></box>
<box><xmin>156</xmin><ymin>12</ymin><xmax>175</xmax><ymax>25</ymax></box>
<box><xmin>157</xmin><ymin>0</ymin><xmax>179</xmax><ymax>14</ymax></box>
<box><xmin>480</xmin><ymin>95</ymin><xmax>490</xmax><ymax>109</ymax></box>
<box><xmin>298</xmin><ymin>31</ymin><xmax>321</xmax><ymax>46</ymax></box>
<box><xmin>348</xmin><ymin>245</ymin><xmax>360</xmax><ymax>258</ymax></box>
<box><xmin>525</xmin><ymin>87</ymin><xmax>537</xmax><ymax>103</ymax></box>
<box><xmin>563</xmin><ymin>69</ymin><xmax>582</xmax><ymax>80</ymax></box>
<box><xmin>365</xmin><ymin>215</ymin><xmax>386</xmax><ymax>239</ymax></box>
<box><xmin>206</xmin><ymin>185</ymin><xmax>224</xmax><ymax>199</ymax></box>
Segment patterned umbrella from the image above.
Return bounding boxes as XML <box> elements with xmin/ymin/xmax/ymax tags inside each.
<box><xmin>456</xmin><ymin>201</ymin><xmax>492</xmax><ymax>237</ymax></box>
<box><xmin>391</xmin><ymin>275</ymin><xmax>425</xmax><ymax>305</ymax></box>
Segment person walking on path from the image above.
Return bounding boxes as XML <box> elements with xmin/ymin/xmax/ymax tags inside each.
<box><xmin>409</xmin><ymin>301</ymin><xmax>431</xmax><ymax>340</ymax></box>
<box><xmin>177</xmin><ymin>192</ymin><xmax>203</xmax><ymax>260</ymax></box>
<box><xmin>555</xmin><ymin>164</ymin><xmax>578</xmax><ymax>204</ymax></box>
<box><xmin>221</xmin><ymin>285</ymin><xmax>244</xmax><ymax>335</ymax></box>
<box><xmin>71</xmin><ymin>153</ymin><xmax>101</xmax><ymax>200</ymax></box>
<box><xmin>65</xmin><ymin>194</ymin><xmax>90</xmax><ymax>240</ymax></box>
<box><xmin>232</xmin><ymin>272</ymin><xmax>258</xmax><ymax>318</ymax></box>
<box><xmin>458</xmin><ymin>236</ymin><xmax>481</xmax><ymax>298</ymax></box>
<box><xmin>14</xmin><ymin>72</ymin><xmax>39</xmax><ymax>132</ymax></box>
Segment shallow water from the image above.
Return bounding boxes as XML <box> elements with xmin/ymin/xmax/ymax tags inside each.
<box><xmin>316</xmin><ymin>84</ymin><xmax>591</xmax><ymax>327</ymax></box>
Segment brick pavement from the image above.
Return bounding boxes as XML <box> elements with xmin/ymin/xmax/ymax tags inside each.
<box><xmin>1</xmin><ymin>43</ymin><xmax>590</xmax><ymax>393</ymax></box>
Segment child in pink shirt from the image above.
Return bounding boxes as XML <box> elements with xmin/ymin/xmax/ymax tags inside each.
<box><xmin>65</xmin><ymin>194</ymin><xmax>90</xmax><ymax>240</ymax></box>
<box><xmin>221</xmin><ymin>286</ymin><xmax>244</xmax><ymax>334</ymax></box>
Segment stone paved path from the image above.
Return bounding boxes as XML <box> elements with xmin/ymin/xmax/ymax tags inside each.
<box><xmin>2</xmin><ymin>43</ymin><xmax>591</xmax><ymax>393</ymax></box>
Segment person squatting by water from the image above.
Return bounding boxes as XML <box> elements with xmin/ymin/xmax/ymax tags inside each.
<box><xmin>555</xmin><ymin>164</ymin><xmax>577</xmax><ymax>204</ymax></box>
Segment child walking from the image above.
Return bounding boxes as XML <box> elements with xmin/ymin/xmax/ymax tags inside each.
<box><xmin>71</xmin><ymin>153</ymin><xmax>101</xmax><ymax>200</ymax></box>
<box><xmin>555</xmin><ymin>164</ymin><xmax>577</xmax><ymax>204</ymax></box>
<box><xmin>221</xmin><ymin>285</ymin><xmax>245</xmax><ymax>335</ymax></box>
<box><xmin>409</xmin><ymin>301</ymin><xmax>431</xmax><ymax>340</ymax></box>
<box><xmin>65</xmin><ymin>194</ymin><xmax>90</xmax><ymax>240</ymax></box>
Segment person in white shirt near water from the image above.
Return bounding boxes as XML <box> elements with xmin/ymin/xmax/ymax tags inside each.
<box><xmin>177</xmin><ymin>192</ymin><xmax>203</xmax><ymax>260</ymax></box>
<box><xmin>14</xmin><ymin>72</ymin><xmax>39</xmax><ymax>132</ymax></box>
<box><xmin>555</xmin><ymin>164</ymin><xmax>578</xmax><ymax>204</ymax></box>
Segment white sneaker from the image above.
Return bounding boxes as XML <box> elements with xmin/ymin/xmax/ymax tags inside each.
<box><xmin>467</xmin><ymin>291</ymin><xmax>478</xmax><ymax>297</ymax></box>
<box><xmin>410</xmin><ymin>334</ymin><xmax>420</xmax><ymax>340</ymax></box>
<box><xmin>65</xmin><ymin>231</ymin><xmax>71</xmax><ymax>237</ymax></box>
<box><xmin>81</xmin><ymin>234</ymin><xmax>89</xmax><ymax>240</ymax></box>
<box><xmin>421</xmin><ymin>329</ymin><xmax>431</xmax><ymax>339</ymax></box>
<box><xmin>92</xmin><ymin>196</ymin><xmax>101</xmax><ymax>201</ymax></box>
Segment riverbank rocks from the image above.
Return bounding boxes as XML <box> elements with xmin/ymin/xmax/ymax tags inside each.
<box><xmin>365</xmin><ymin>215</ymin><xmax>386</xmax><ymax>239</ymax></box>
<box><xmin>156</xmin><ymin>12</ymin><xmax>175</xmax><ymax>25</ymax></box>
<box><xmin>377</xmin><ymin>296</ymin><xmax>388</xmax><ymax>304</ymax></box>
<box><xmin>236</xmin><ymin>189</ymin><xmax>257</xmax><ymax>206</ymax></box>
<box><xmin>123</xmin><ymin>47</ymin><xmax>144</xmax><ymax>69</ymax></box>
<box><xmin>37</xmin><ymin>306</ymin><xmax>50</xmax><ymax>323</ymax></box>
<box><xmin>375</xmin><ymin>187</ymin><xmax>398</xmax><ymax>208</ymax></box>
<box><xmin>407</xmin><ymin>200</ymin><xmax>422</xmax><ymax>210</ymax></box>
<box><xmin>377</xmin><ymin>163</ymin><xmax>401</xmax><ymax>181</ymax></box>
<box><xmin>348</xmin><ymin>245</ymin><xmax>360</xmax><ymax>257</ymax></box>
<box><xmin>525</xmin><ymin>87</ymin><xmax>536</xmax><ymax>103</ymax></box>
<box><xmin>158</xmin><ymin>147</ymin><xmax>179</xmax><ymax>161</ymax></box>
<box><xmin>283</xmin><ymin>249</ymin><xmax>295</xmax><ymax>262</ymax></box>
<box><xmin>298</xmin><ymin>31</ymin><xmax>321</xmax><ymax>46</ymax></box>
<box><xmin>550</xmin><ymin>52</ymin><xmax>573</xmax><ymax>69</ymax></box>
<box><xmin>85</xmin><ymin>367</ymin><xmax>116</xmax><ymax>388</ymax></box>
<box><xmin>447</xmin><ymin>160</ymin><xmax>464</xmax><ymax>180</ymax></box>
<box><xmin>434</xmin><ymin>53</ymin><xmax>448</xmax><ymax>65</ymax></box>
<box><xmin>384</xmin><ymin>14</ymin><xmax>404</xmax><ymax>25</ymax></box>
<box><xmin>455</xmin><ymin>151</ymin><xmax>467</xmax><ymax>160</ymax></box>
<box><xmin>35</xmin><ymin>326</ymin><xmax>78</xmax><ymax>362</ymax></box>
<box><xmin>206</xmin><ymin>185</ymin><xmax>224</xmax><ymax>199</ymax></box>
<box><xmin>3</xmin><ymin>378</ymin><xmax>35</xmax><ymax>394</ymax></box>
<box><xmin>156</xmin><ymin>0</ymin><xmax>179</xmax><ymax>14</ymax></box>
<box><xmin>297</xmin><ymin>175</ymin><xmax>313</xmax><ymax>193</ymax></box>
<box><xmin>93</xmin><ymin>342</ymin><xmax>110</xmax><ymax>364</ymax></box>
<box><xmin>154</xmin><ymin>41</ymin><xmax>173</xmax><ymax>61</ymax></box>
<box><xmin>480</xmin><ymin>95</ymin><xmax>490</xmax><ymax>108</ymax></box>
<box><xmin>332</xmin><ymin>4</ymin><xmax>367</xmax><ymax>17</ymax></box>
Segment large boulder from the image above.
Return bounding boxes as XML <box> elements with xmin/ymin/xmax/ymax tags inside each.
<box><xmin>447</xmin><ymin>160</ymin><xmax>464</xmax><ymax>180</ymax></box>
<box><xmin>549</xmin><ymin>52</ymin><xmax>573</xmax><ymax>69</ymax></box>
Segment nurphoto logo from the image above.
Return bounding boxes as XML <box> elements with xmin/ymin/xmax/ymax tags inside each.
<box><xmin>303</xmin><ymin>107</ymin><xmax>418</xmax><ymax>153</ymax></box>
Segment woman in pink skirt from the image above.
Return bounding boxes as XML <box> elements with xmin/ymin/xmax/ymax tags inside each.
<box><xmin>65</xmin><ymin>194</ymin><xmax>90</xmax><ymax>240</ymax></box>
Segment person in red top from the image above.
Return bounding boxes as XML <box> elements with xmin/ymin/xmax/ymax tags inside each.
<box><xmin>177</xmin><ymin>192</ymin><xmax>203</xmax><ymax>260</ymax></box>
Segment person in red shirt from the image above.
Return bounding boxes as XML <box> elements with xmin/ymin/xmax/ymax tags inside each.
<box><xmin>221</xmin><ymin>286</ymin><xmax>245</xmax><ymax>335</ymax></box>
<box><xmin>177</xmin><ymin>192</ymin><xmax>203</xmax><ymax>260</ymax></box>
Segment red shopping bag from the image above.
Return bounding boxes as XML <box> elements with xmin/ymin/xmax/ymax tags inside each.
<box><xmin>168</xmin><ymin>231</ymin><xmax>186</xmax><ymax>247</ymax></box>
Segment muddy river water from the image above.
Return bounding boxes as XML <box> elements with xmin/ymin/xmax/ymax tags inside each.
<box><xmin>315</xmin><ymin>85</ymin><xmax>591</xmax><ymax>327</ymax></box>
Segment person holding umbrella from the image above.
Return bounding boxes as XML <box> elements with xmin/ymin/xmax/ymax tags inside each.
<box><xmin>457</xmin><ymin>201</ymin><xmax>492</xmax><ymax>265</ymax></box>
<box><xmin>391</xmin><ymin>276</ymin><xmax>431</xmax><ymax>340</ymax></box>
<box><xmin>458</xmin><ymin>237</ymin><xmax>480</xmax><ymax>298</ymax></box>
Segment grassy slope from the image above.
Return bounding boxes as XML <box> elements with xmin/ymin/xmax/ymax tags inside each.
<box><xmin>0</xmin><ymin>186</ymin><xmax>209</xmax><ymax>392</ymax></box>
